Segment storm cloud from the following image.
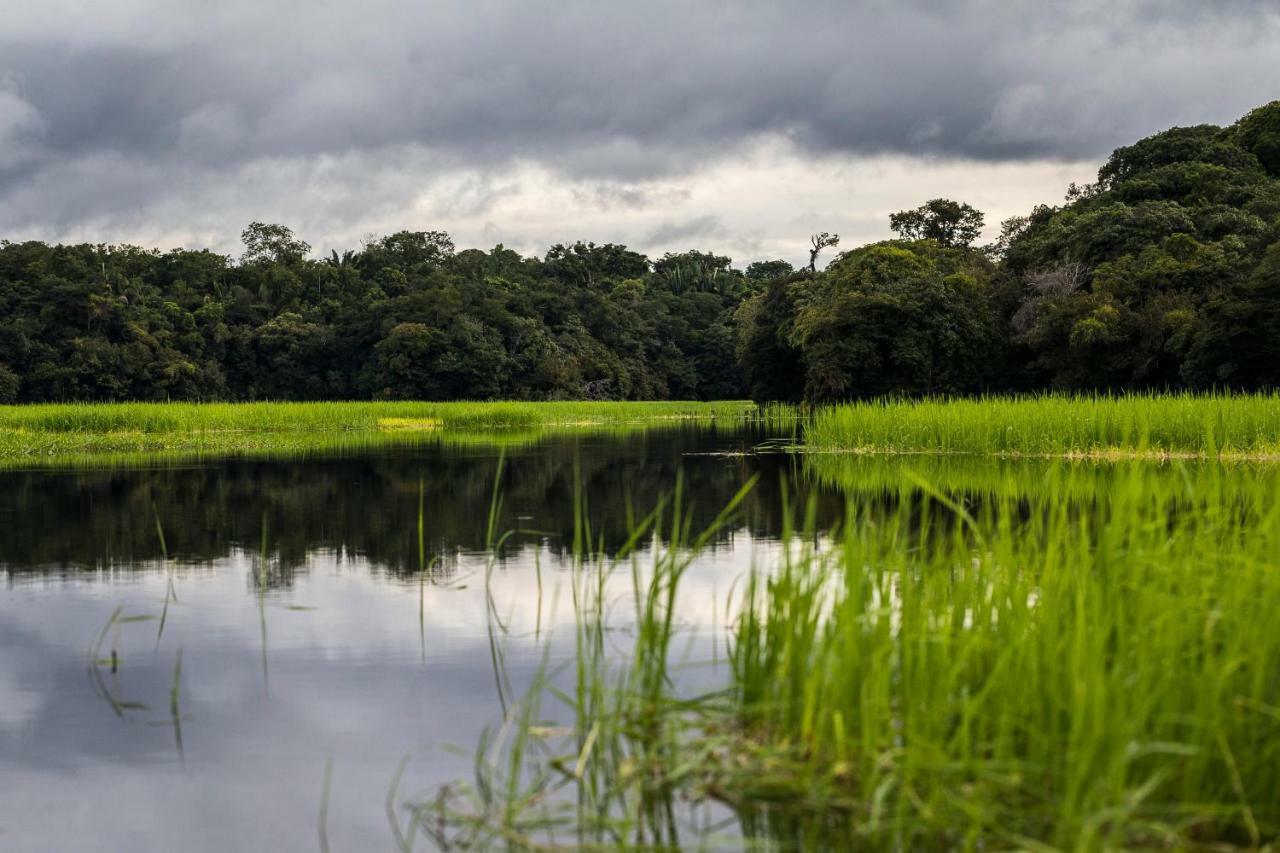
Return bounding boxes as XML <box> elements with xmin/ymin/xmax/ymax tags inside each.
<box><xmin>1</xmin><ymin>0</ymin><xmax>1278</xmax><ymax>261</ymax></box>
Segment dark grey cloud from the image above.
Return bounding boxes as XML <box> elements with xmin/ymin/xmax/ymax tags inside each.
<box><xmin>1</xmin><ymin>0</ymin><xmax>1277</xmax><ymax>249</ymax></box>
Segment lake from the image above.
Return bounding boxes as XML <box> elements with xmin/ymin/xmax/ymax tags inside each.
<box><xmin>0</xmin><ymin>423</ymin><xmax>830</xmax><ymax>852</ymax></box>
<box><xmin>5</xmin><ymin>420</ymin><xmax>1279</xmax><ymax>850</ymax></box>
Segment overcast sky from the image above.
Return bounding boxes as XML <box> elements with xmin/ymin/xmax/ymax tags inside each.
<box><xmin>1</xmin><ymin>0</ymin><xmax>1278</xmax><ymax>267</ymax></box>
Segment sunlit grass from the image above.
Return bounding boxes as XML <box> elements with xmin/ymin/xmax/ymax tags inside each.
<box><xmin>376</xmin><ymin>417</ymin><xmax>444</xmax><ymax>431</ymax></box>
<box><xmin>805</xmin><ymin>392</ymin><xmax>1280</xmax><ymax>458</ymax></box>
<box><xmin>726</xmin><ymin>468</ymin><xmax>1280</xmax><ymax>847</ymax></box>
<box><xmin>0</xmin><ymin>400</ymin><xmax>763</xmax><ymax>466</ymax></box>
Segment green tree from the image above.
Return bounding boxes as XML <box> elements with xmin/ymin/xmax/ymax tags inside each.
<box><xmin>361</xmin><ymin>230</ymin><xmax>454</xmax><ymax>274</ymax></box>
<box><xmin>0</xmin><ymin>363</ymin><xmax>19</xmax><ymax>403</ymax></box>
<box><xmin>1185</xmin><ymin>240</ymin><xmax>1280</xmax><ymax>388</ymax></box>
<box><xmin>240</xmin><ymin>222</ymin><xmax>312</xmax><ymax>266</ymax></box>
<box><xmin>544</xmin><ymin>242</ymin><xmax>649</xmax><ymax>288</ymax></box>
<box><xmin>1234</xmin><ymin>100</ymin><xmax>1280</xmax><ymax>178</ymax></box>
<box><xmin>889</xmin><ymin>199</ymin><xmax>985</xmax><ymax>248</ymax></box>
<box><xmin>744</xmin><ymin>259</ymin><xmax>794</xmax><ymax>283</ymax></box>
<box><xmin>652</xmin><ymin>250</ymin><xmax>740</xmax><ymax>295</ymax></box>
<box><xmin>735</xmin><ymin>276</ymin><xmax>805</xmax><ymax>404</ymax></box>
<box><xmin>369</xmin><ymin>322</ymin><xmax>445</xmax><ymax>399</ymax></box>
<box><xmin>248</xmin><ymin>312</ymin><xmax>335</xmax><ymax>399</ymax></box>
<box><xmin>1002</xmin><ymin>109</ymin><xmax>1280</xmax><ymax>390</ymax></box>
<box><xmin>791</xmin><ymin>241</ymin><xmax>1000</xmax><ymax>400</ymax></box>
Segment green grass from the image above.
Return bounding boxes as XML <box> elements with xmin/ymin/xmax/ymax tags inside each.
<box><xmin>804</xmin><ymin>393</ymin><xmax>1280</xmax><ymax>458</ymax></box>
<box><xmin>802</xmin><ymin>449</ymin><xmax>1280</xmax><ymax>509</ymax></box>
<box><xmin>423</xmin><ymin>451</ymin><xmax>1280</xmax><ymax>849</ymax></box>
<box><xmin>420</xmin><ymin>471</ymin><xmax>760</xmax><ymax>849</ymax></box>
<box><xmin>729</xmin><ymin>469</ymin><xmax>1280</xmax><ymax>848</ymax></box>
<box><xmin>0</xmin><ymin>400</ymin><xmax>760</xmax><ymax>466</ymax></box>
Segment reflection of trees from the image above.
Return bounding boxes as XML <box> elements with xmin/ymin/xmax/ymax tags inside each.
<box><xmin>0</xmin><ymin>427</ymin><xmax>844</xmax><ymax>578</ymax></box>
<box><xmin>15</xmin><ymin>423</ymin><xmax>1265</xmax><ymax>584</ymax></box>
<box><xmin>18</xmin><ymin>423</ymin><xmax>1258</xmax><ymax>586</ymax></box>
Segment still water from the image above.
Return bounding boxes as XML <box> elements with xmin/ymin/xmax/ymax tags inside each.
<box><xmin>1</xmin><ymin>425</ymin><xmax>835</xmax><ymax>852</ymax></box>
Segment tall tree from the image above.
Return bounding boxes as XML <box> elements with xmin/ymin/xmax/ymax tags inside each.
<box><xmin>240</xmin><ymin>223</ymin><xmax>312</xmax><ymax>265</ymax></box>
<box><xmin>889</xmin><ymin>199</ymin><xmax>985</xmax><ymax>248</ymax></box>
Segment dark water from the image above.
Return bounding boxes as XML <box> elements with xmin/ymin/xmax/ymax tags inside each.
<box><xmin>0</xmin><ymin>425</ymin><xmax>832</xmax><ymax>852</ymax></box>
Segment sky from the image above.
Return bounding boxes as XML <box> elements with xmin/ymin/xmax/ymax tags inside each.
<box><xmin>1</xmin><ymin>0</ymin><xmax>1278</xmax><ymax>267</ymax></box>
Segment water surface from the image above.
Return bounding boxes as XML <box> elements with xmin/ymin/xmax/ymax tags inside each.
<box><xmin>0</xmin><ymin>425</ymin><xmax>819</xmax><ymax>852</ymax></box>
<box><xmin>4</xmin><ymin>424</ymin><xmax>1271</xmax><ymax>850</ymax></box>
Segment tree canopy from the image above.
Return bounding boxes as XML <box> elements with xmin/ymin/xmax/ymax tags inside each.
<box><xmin>888</xmin><ymin>199</ymin><xmax>985</xmax><ymax>247</ymax></box>
<box><xmin>996</xmin><ymin>101</ymin><xmax>1280</xmax><ymax>390</ymax></box>
<box><xmin>0</xmin><ymin>231</ymin><xmax>763</xmax><ymax>402</ymax></box>
<box><xmin>3</xmin><ymin>102</ymin><xmax>1280</xmax><ymax>403</ymax></box>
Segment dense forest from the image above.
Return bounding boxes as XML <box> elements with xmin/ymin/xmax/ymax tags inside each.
<box><xmin>2</xmin><ymin>101</ymin><xmax>1278</xmax><ymax>405</ymax></box>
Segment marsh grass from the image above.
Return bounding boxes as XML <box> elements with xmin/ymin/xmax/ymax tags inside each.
<box><xmin>415</xmin><ymin>469</ymin><xmax>757</xmax><ymax>850</ymax></box>
<box><xmin>419</xmin><ymin>448</ymin><xmax>1280</xmax><ymax>849</ymax></box>
<box><xmin>727</xmin><ymin>468</ymin><xmax>1280</xmax><ymax>848</ymax></box>
<box><xmin>0</xmin><ymin>400</ymin><xmax>761</xmax><ymax>467</ymax></box>
<box><xmin>806</xmin><ymin>393</ymin><xmax>1280</xmax><ymax>458</ymax></box>
<box><xmin>170</xmin><ymin>648</ymin><xmax>184</xmax><ymax>762</ymax></box>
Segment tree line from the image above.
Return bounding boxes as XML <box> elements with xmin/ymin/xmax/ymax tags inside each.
<box><xmin>2</xmin><ymin>101</ymin><xmax>1278</xmax><ymax>405</ymax></box>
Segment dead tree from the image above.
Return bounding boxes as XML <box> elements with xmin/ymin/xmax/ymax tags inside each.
<box><xmin>808</xmin><ymin>232</ymin><xmax>840</xmax><ymax>275</ymax></box>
